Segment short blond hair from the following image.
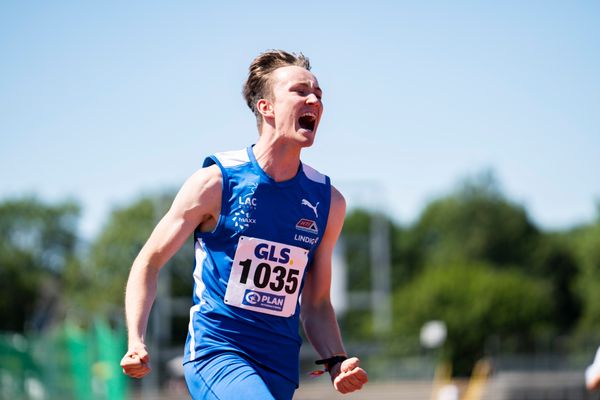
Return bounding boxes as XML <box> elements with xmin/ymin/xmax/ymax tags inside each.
<box><xmin>242</xmin><ymin>50</ymin><xmax>311</xmax><ymax>127</ymax></box>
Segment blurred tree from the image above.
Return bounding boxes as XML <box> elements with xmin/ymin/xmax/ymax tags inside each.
<box><xmin>529</xmin><ymin>234</ymin><xmax>581</xmax><ymax>333</ymax></box>
<box><xmin>342</xmin><ymin>209</ymin><xmax>374</xmax><ymax>292</ymax></box>
<box><xmin>411</xmin><ymin>171</ymin><xmax>539</xmax><ymax>268</ymax></box>
<box><xmin>0</xmin><ymin>197</ymin><xmax>80</xmax><ymax>332</ymax></box>
<box><xmin>392</xmin><ymin>262</ymin><xmax>554</xmax><ymax>376</ymax></box>
<box><xmin>408</xmin><ymin>171</ymin><xmax>580</xmax><ymax>336</ymax></box>
<box><xmin>69</xmin><ymin>192</ymin><xmax>194</xmax><ymax>335</ymax></box>
<box><xmin>341</xmin><ymin>209</ymin><xmax>409</xmax><ymax>339</ymax></box>
<box><xmin>341</xmin><ymin>172</ymin><xmax>583</xmax><ymax>364</ymax></box>
<box><xmin>570</xmin><ymin>208</ymin><xmax>600</xmax><ymax>336</ymax></box>
<box><xmin>338</xmin><ymin>209</ymin><xmax>374</xmax><ymax>339</ymax></box>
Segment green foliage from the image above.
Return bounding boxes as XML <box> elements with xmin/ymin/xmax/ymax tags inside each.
<box><xmin>570</xmin><ymin>216</ymin><xmax>600</xmax><ymax>334</ymax></box>
<box><xmin>74</xmin><ymin>194</ymin><xmax>166</xmax><ymax>318</ymax></box>
<box><xmin>342</xmin><ymin>209</ymin><xmax>374</xmax><ymax>292</ymax></box>
<box><xmin>412</xmin><ymin>172</ymin><xmax>539</xmax><ymax>268</ymax></box>
<box><xmin>393</xmin><ymin>262</ymin><xmax>554</xmax><ymax>375</ymax></box>
<box><xmin>0</xmin><ymin>197</ymin><xmax>80</xmax><ymax>332</ymax></box>
<box><xmin>342</xmin><ymin>172</ymin><xmax>584</xmax><ymax>373</ymax></box>
<box><xmin>529</xmin><ymin>234</ymin><xmax>581</xmax><ymax>332</ymax></box>
<box><xmin>70</xmin><ymin>192</ymin><xmax>194</xmax><ymax>325</ymax></box>
<box><xmin>341</xmin><ymin>209</ymin><xmax>414</xmax><ymax>340</ymax></box>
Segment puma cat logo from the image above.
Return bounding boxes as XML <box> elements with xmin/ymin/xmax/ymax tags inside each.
<box><xmin>301</xmin><ymin>199</ymin><xmax>319</xmax><ymax>218</ymax></box>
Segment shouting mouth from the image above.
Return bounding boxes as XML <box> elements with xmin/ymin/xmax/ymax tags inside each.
<box><xmin>298</xmin><ymin>112</ymin><xmax>317</xmax><ymax>131</ymax></box>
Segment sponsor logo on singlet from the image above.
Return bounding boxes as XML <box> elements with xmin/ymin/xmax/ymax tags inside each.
<box><xmin>242</xmin><ymin>289</ymin><xmax>285</xmax><ymax>312</ymax></box>
<box><xmin>224</xmin><ymin>236</ymin><xmax>308</xmax><ymax>317</ymax></box>
<box><xmin>296</xmin><ymin>218</ymin><xmax>318</xmax><ymax>234</ymax></box>
<box><xmin>233</xmin><ymin>183</ymin><xmax>258</xmax><ymax>232</ymax></box>
<box><xmin>294</xmin><ymin>234</ymin><xmax>318</xmax><ymax>245</ymax></box>
<box><xmin>301</xmin><ymin>199</ymin><xmax>319</xmax><ymax>217</ymax></box>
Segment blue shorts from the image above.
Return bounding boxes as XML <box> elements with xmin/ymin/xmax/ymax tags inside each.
<box><xmin>183</xmin><ymin>352</ymin><xmax>297</xmax><ymax>400</ymax></box>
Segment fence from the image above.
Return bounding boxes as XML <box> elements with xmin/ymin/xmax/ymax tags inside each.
<box><xmin>0</xmin><ymin>320</ymin><xmax>127</xmax><ymax>400</ymax></box>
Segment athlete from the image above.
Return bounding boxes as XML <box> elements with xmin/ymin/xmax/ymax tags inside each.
<box><xmin>586</xmin><ymin>346</ymin><xmax>600</xmax><ymax>391</ymax></box>
<box><xmin>120</xmin><ymin>50</ymin><xmax>368</xmax><ymax>399</ymax></box>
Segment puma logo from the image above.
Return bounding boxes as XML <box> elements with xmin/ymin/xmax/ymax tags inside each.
<box><xmin>301</xmin><ymin>199</ymin><xmax>319</xmax><ymax>218</ymax></box>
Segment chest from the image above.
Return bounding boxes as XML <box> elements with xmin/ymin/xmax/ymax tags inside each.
<box><xmin>224</xmin><ymin>178</ymin><xmax>326</xmax><ymax>253</ymax></box>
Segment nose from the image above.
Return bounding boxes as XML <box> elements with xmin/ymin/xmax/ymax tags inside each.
<box><xmin>306</xmin><ymin>93</ymin><xmax>321</xmax><ymax>104</ymax></box>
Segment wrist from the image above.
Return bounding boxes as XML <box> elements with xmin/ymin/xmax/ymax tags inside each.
<box><xmin>315</xmin><ymin>354</ymin><xmax>347</xmax><ymax>376</ymax></box>
<box><xmin>128</xmin><ymin>338</ymin><xmax>146</xmax><ymax>349</ymax></box>
<box><xmin>328</xmin><ymin>362</ymin><xmax>343</xmax><ymax>380</ymax></box>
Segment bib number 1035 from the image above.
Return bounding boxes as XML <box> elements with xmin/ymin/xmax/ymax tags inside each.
<box><xmin>224</xmin><ymin>236</ymin><xmax>308</xmax><ymax>317</ymax></box>
<box><xmin>238</xmin><ymin>259</ymin><xmax>300</xmax><ymax>294</ymax></box>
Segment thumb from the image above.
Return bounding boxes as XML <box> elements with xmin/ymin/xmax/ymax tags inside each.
<box><xmin>341</xmin><ymin>357</ymin><xmax>361</xmax><ymax>373</ymax></box>
<box><xmin>129</xmin><ymin>344</ymin><xmax>150</xmax><ymax>364</ymax></box>
<box><xmin>135</xmin><ymin>348</ymin><xmax>150</xmax><ymax>365</ymax></box>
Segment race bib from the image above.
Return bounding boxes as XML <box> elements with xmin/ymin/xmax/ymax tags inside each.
<box><xmin>224</xmin><ymin>236</ymin><xmax>308</xmax><ymax>317</ymax></box>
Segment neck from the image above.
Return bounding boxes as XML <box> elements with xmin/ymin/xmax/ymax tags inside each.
<box><xmin>253</xmin><ymin>134</ymin><xmax>302</xmax><ymax>182</ymax></box>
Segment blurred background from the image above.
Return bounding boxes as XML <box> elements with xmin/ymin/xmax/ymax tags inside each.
<box><xmin>1</xmin><ymin>1</ymin><xmax>599</xmax><ymax>399</ymax></box>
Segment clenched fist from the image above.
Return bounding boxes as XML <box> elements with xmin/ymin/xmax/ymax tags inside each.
<box><xmin>120</xmin><ymin>343</ymin><xmax>151</xmax><ymax>379</ymax></box>
<box><xmin>332</xmin><ymin>357</ymin><xmax>368</xmax><ymax>394</ymax></box>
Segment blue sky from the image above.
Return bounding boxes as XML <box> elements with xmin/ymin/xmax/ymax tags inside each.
<box><xmin>1</xmin><ymin>1</ymin><xmax>599</xmax><ymax>239</ymax></box>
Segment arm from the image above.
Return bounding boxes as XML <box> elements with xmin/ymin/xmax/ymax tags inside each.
<box><xmin>587</xmin><ymin>374</ymin><xmax>600</xmax><ymax>391</ymax></box>
<box><xmin>120</xmin><ymin>165</ymin><xmax>222</xmax><ymax>378</ymax></box>
<box><xmin>586</xmin><ymin>347</ymin><xmax>600</xmax><ymax>391</ymax></box>
<box><xmin>300</xmin><ymin>186</ymin><xmax>368</xmax><ymax>394</ymax></box>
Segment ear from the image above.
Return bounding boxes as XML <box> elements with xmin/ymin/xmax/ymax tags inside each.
<box><xmin>257</xmin><ymin>98</ymin><xmax>274</xmax><ymax>119</ymax></box>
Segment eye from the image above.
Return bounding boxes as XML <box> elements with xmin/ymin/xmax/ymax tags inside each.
<box><xmin>292</xmin><ymin>86</ymin><xmax>322</xmax><ymax>100</ymax></box>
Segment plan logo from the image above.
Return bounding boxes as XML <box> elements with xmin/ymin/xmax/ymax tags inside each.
<box><xmin>296</xmin><ymin>218</ymin><xmax>318</xmax><ymax>235</ymax></box>
<box><xmin>243</xmin><ymin>289</ymin><xmax>285</xmax><ymax>312</ymax></box>
<box><xmin>244</xmin><ymin>291</ymin><xmax>261</xmax><ymax>305</ymax></box>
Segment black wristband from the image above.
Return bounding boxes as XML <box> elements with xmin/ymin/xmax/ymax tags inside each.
<box><xmin>315</xmin><ymin>355</ymin><xmax>348</xmax><ymax>372</ymax></box>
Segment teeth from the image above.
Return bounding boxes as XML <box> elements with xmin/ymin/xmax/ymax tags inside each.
<box><xmin>301</xmin><ymin>112</ymin><xmax>316</xmax><ymax>120</ymax></box>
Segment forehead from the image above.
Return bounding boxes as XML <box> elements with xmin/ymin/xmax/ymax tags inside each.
<box><xmin>270</xmin><ymin>66</ymin><xmax>320</xmax><ymax>89</ymax></box>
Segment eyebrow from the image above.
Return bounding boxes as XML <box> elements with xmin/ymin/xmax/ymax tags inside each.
<box><xmin>292</xmin><ymin>81</ymin><xmax>322</xmax><ymax>95</ymax></box>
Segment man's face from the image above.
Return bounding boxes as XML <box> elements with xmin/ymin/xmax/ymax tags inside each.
<box><xmin>267</xmin><ymin>66</ymin><xmax>323</xmax><ymax>147</ymax></box>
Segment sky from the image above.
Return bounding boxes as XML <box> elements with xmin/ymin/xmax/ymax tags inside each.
<box><xmin>1</xmin><ymin>1</ymin><xmax>599</xmax><ymax>239</ymax></box>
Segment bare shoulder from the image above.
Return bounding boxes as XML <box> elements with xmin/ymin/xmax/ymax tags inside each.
<box><xmin>317</xmin><ymin>185</ymin><xmax>346</xmax><ymax>245</ymax></box>
<box><xmin>171</xmin><ymin>165</ymin><xmax>222</xmax><ymax>230</ymax></box>
<box><xmin>187</xmin><ymin>164</ymin><xmax>222</xmax><ymax>190</ymax></box>
<box><xmin>175</xmin><ymin>164</ymin><xmax>220</xmax><ymax>202</ymax></box>
<box><xmin>329</xmin><ymin>185</ymin><xmax>347</xmax><ymax>220</ymax></box>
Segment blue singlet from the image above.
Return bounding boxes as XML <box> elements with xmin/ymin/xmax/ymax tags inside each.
<box><xmin>183</xmin><ymin>145</ymin><xmax>331</xmax><ymax>398</ymax></box>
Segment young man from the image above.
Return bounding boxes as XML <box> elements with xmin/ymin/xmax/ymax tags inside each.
<box><xmin>120</xmin><ymin>50</ymin><xmax>368</xmax><ymax>399</ymax></box>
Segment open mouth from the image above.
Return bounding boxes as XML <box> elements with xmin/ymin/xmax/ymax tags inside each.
<box><xmin>298</xmin><ymin>113</ymin><xmax>317</xmax><ymax>131</ymax></box>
